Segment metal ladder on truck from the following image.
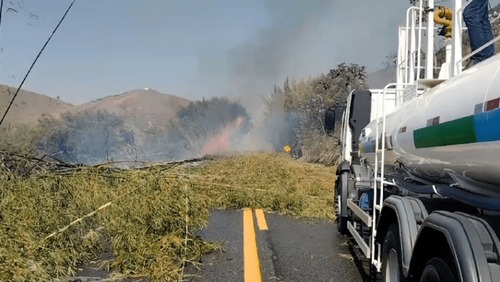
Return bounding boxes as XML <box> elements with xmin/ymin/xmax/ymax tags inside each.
<box><xmin>369</xmin><ymin>0</ymin><xmax>438</xmax><ymax>270</ymax></box>
<box><xmin>351</xmin><ymin>0</ymin><xmax>500</xmax><ymax>274</ymax></box>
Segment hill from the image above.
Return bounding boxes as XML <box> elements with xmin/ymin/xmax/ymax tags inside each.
<box><xmin>73</xmin><ymin>88</ymin><xmax>191</xmax><ymax>129</ymax></box>
<box><xmin>0</xmin><ymin>85</ymin><xmax>74</xmax><ymax>125</ymax></box>
<box><xmin>0</xmin><ymin>85</ymin><xmax>192</xmax><ymax>130</ymax></box>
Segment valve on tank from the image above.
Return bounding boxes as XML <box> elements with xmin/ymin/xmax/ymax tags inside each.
<box><xmin>434</xmin><ymin>6</ymin><xmax>453</xmax><ymax>38</ymax></box>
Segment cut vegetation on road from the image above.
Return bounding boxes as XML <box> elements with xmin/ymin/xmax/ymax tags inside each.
<box><xmin>0</xmin><ymin>152</ymin><xmax>335</xmax><ymax>281</ymax></box>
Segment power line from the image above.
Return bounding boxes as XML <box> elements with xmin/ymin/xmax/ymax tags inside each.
<box><xmin>0</xmin><ymin>0</ymin><xmax>77</xmax><ymax>127</ymax></box>
<box><xmin>0</xmin><ymin>0</ymin><xmax>4</xmax><ymax>35</ymax></box>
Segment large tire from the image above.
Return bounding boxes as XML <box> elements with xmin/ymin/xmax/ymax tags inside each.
<box><xmin>338</xmin><ymin>214</ymin><xmax>348</xmax><ymax>235</ymax></box>
<box><xmin>336</xmin><ymin>171</ymin><xmax>349</xmax><ymax>235</ymax></box>
<box><xmin>381</xmin><ymin>224</ymin><xmax>407</xmax><ymax>282</ymax></box>
<box><xmin>419</xmin><ymin>256</ymin><xmax>457</xmax><ymax>282</ymax></box>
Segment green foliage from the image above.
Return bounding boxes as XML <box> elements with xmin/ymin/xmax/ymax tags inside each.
<box><xmin>0</xmin><ymin>171</ymin><xmax>107</xmax><ymax>281</ymax></box>
<box><xmin>0</xmin><ymin>124</ymin><xmax>38</xmax><ymax>155</ymax></box>
<box><xmin>261</xmin><ymin>85</ymin><xmax>297</xmax><ymax>152</ymax></box>
<box><xmin>35</xmin><ymin>110</ymin><xmax>132</xmax><ymax>164</ymax></box>
<box><xmin>2</xmin><ymin>98</ymin><xmax>253</xmax><ymax>164</ymax></box>
<box><xmin>0</xmin><ymin>161</ymin><xmax>217</xmax><ymax>281</ymax></box>
<box><xmin>190</xmin><ymin>153</ymin><xmax>335</xmax><ymax>219</ymax></box>
<box><xmin>264</xmin><ymin>63</ymin><xmax>367</xmax><ymax>164</ymax></box>
<box><xmin>383</xmin><ymin>51</ymin><xmax>398</xmax><ymax>68</ymax></box>
<box><xmin>0</xmin><ymin>152</ymin><xmax>334</xmax><ymax>281</ymax></box>
<box><xmin>168</xmin><ymin>97</ymin><xmax>252</xmax><ymax>156</ymax></box>
<box><xmin>137</xmin><ymin>127</ymin><xmax>176</xmax><ymax>162</ymax></box>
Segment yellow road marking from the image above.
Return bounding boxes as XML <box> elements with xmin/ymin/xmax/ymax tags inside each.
<box><xmin>243</xmin><ymin>208</ymin><xmax>262</xmax><ymax>282</ymax></box>
<box><xmin>255</xmin><ymin>209</ymin><xmax>268</xmax><ymax>231</ymax></box>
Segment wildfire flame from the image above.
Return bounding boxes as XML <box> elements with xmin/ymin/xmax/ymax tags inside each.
<box><xmin>201</xmin><ymin>116</ymin><xmax>245</xmax><ymax>155</ymax></box>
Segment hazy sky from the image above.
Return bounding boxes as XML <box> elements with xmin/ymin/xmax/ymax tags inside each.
<box><xmin>0</xmin><ymin>0</ymin><xmax>497</xmax><ymax>107</ymax></box>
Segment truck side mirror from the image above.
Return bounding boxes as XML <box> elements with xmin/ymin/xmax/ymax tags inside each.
<box><xmin>324</xmin><ymin>107</ymin><xmax>336</xmax><ymax>136</ymax></box>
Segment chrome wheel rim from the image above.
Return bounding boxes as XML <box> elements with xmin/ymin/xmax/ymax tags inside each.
<box><xmin>337</xmin><ymin>195</ymin><xmax>341</xmax><ymax>218</ymax></box>
<box><xmin>385</xmin><ymin>249</ymin><xmax>400</xmax><ymax>282</ymax></box>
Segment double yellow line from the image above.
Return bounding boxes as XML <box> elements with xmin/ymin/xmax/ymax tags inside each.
<box><xmin>243</xmin><ymin>208</ymin><xmax>268</xmax><ymax>282</ymax></box>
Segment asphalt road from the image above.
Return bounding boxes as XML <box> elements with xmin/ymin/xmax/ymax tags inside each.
<box><xmin>184</xmin><ymin>209</ymin><xmax>372</xmax><ymax>282</ymax></box>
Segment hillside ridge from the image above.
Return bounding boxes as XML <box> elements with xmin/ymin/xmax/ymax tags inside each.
<box><xmin>0</xmin><ymin>85</ymin><xmax>191</xmax><ymax>126</ymax></box>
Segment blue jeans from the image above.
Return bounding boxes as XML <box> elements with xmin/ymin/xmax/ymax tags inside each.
<box><xmin>463</xmin><ymin>0</ymin><xmax>495</xmax><ymax>62</ymax></box>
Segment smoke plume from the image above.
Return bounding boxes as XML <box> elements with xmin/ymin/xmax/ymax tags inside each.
<box><xmin>191</xmin><ymin>0</ymin><xmax>412</xmax><ymax>152</ymax></box>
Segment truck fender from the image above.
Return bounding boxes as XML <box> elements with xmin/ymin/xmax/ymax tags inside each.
<box><xmin>337</xmin><ymin>160</ymin><xmax>351</xmax><ymax>173</ymax></box>
<box><xmin>335</xmin><ymin>169</ymin><xmax>352</xmax><ymax>235</ymax></box>
<box><xmin>376</xmin><ymin>196</ymin><xmax>426</xmax><ymax>276</ymax></box>
<box><xmin>408</xmin><ymin>211</ymin><xmax>500</xmax><ymax>282</ymax></box>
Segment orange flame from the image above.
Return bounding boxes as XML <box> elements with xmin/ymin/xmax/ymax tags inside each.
<box><xmin>201</xmin><ymin>116</ymin><xmax>244</xmax><ymax>155</ymax></box>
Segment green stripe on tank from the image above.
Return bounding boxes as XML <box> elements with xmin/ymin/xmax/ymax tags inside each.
<box><xmin>413</xmin><ymin>115</ymin><xmax>477</xmax><ymax>148</ymax></box>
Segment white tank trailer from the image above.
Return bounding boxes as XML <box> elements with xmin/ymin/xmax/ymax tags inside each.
<box><xmin>324</xmin><ymin>1</ymin><xmax>500</xmax><ymax>281</ymax></box>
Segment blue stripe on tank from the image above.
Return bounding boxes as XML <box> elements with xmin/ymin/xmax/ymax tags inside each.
<box><xmin>474</xmin><ymin>108</ymin><xmax>500</xmax><ymax>142</ymax></box>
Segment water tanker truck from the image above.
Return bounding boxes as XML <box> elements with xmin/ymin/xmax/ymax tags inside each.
<box><xmin>324</xmin><ymin>1</ymin><xmax>500</xmax><ymax>281</ymax></box>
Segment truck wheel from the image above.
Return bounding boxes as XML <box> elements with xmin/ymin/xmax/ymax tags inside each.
<box><xmin>336</xmin><ymin>171</ymin><xmax>349</xmax><ymax>235</ymax></box>
<box><xmin>338</xmin><ymin>213</ymin><xmax>348</xmax><ymax>234</ymax></box>
<box><xmin>419</xmin><ymin>256</ymin><xmax>457</xmax><ymax>282</ymax></box>
<box><xmin>381</xmin><ymin>224</ymin><xmax>406</xmax><ymax>282</ymax></box>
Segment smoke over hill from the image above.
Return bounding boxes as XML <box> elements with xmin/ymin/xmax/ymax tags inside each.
<box><xmin>195</xmin><ymin>0</ymin><xmax>409</xmax><ymax>116</ymax></box>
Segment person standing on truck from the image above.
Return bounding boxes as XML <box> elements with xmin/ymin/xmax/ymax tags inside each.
<box><xmin>464</xmin><ymin>0</ymin><xmax>495</xmax><ymax>67</ymax></box>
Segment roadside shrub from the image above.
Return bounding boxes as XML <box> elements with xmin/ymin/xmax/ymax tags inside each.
<box><xmin>263</xmin><ymin>63</ymin><xmax>367</xmax><ymax>164</ymax></box>
<box><xmin>168</xmin><ymin>97</ymin><xmax>252</xmax><ymax>157</ymax></box>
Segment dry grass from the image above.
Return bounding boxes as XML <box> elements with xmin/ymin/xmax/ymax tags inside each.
<box><xmin>186</xmin><ymin>152</ymin><xmax>336</xmax><ymax>219</ymax></box>
<box><xmin>0</xmin><ymin>152</ymin><xmax>336</xmax><ymax>281</ymax></box>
